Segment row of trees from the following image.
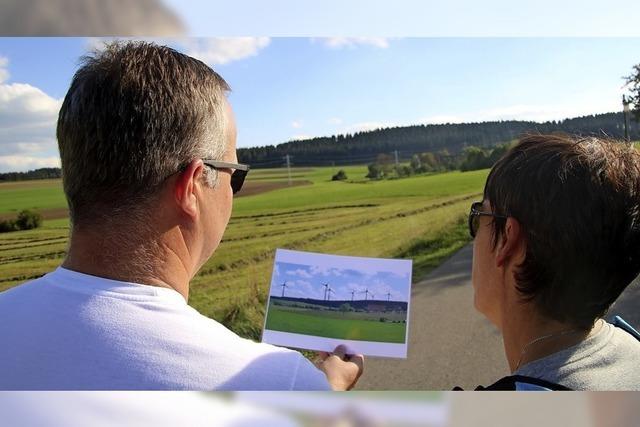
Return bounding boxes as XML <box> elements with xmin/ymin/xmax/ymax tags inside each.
<box><xmin>0</xmin><ymin>168</ymin><xmax>61</xmax><ymax>182</ymax></box>
<box><xmin>238</xmin><ymin>112</ymin><xmax>640</xmax><ymax>168</ymax></box>
<box><xmin>364</xmin><ymin>143</ymin><xmax>512</xmax><ymax>180</ymax></box>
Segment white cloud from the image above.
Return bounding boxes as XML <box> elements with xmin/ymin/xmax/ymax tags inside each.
<box><xmin>0</xmin><ymin>155</ymin><xmax>60</xmax><ymax>172</ymax></box>
<box><xmin>0</xmin><ymin>56</ymin><xmax>9</xmax><ymax>84</ymax></box>
<box><xmin>309</xmin><ymin>265</ymin><xmax>346</xmax><ymax>277</ymax></box>
<box><xmin>85</xmin><ymin>37</ymin><xmax>271</xmax><ymax>66</ymax></box>
<box><xmin>0</xmin><ymin>72</ymin><xmax>63</xmax><ymax>173</ymax></box>
<box><xmin>184</xmin><ymin>37</ymin><xmax>270</xmax><ymax>65</ymax></box>
<box><xmin>328</xmin><ymin>117</ymin><xmax>343</xmax><ymax>125</ymax></box>
<box><xmin>295</xmin><ymin>280</ymin><xmax>311</xmax><ymax>287</ymax></box>
<box><xmin>314</xmin><ymin>37</ymin><xmax>390</xmax><ymax>49</ymax></box>
<box><xmin>291</xmin><ymin>134</ymin><xmax>312</xmax><ymax>141</ymax></box>
<box><xmin>291</xmin><ymin>120</ymin><xmax>302</xmax><ymax>129</ymax></box>
<box><xmin>285</xmin><ymin>268</ymin><xmax>312</xmax><ymax>279</ymax></box>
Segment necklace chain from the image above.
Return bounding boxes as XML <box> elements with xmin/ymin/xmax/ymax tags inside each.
<box><xmin>515</xmin><ymin>329</ymin><xmax>581</xmax><ymax>371</ymax></box>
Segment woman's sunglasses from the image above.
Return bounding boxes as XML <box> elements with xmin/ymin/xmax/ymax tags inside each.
<box><xmin>468</xmin><ymin>201</ymin><xmax>508</xmax><ymax>238</ymax></box>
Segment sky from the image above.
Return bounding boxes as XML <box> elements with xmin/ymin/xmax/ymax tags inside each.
<box><xmin>163</xmin><ymin>0</ymin><xmax>640</xmax><ymax>37</ymax></box>
<box><xmin>1</xmin><ymin>37</ymin><xmax>639</xmax><ymax>172</ymax></box>
<box><xmin>269</xmin><ymin>261</ymin><xmax>411</xmax><ymax>302</ymax></box>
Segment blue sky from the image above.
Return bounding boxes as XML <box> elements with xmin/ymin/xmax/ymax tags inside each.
<box><xmin>270</xmin><ymin>261</ymin><xmax>410</xmax><ymax>302</ymax></box>
<box><xmin>1</xmin><ymin>37</ymin><xmax>639</xmax><ymax>172</ymax></box>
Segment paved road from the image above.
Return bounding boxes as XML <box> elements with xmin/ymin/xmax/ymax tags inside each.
<box><xmin>357</xmin><ymin>244</ymin><xmax>640</xmax><ymax>390</ymax></box>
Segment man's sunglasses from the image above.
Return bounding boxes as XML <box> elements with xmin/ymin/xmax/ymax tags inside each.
<box><xmin>468</xmin><ymin>201</ymin><xmax>508</xmax><ymax>238</ymax></box>
<box><xmin>203</xmin><ymin>160</ymin><xmax>250</xmax><ymax>194</ymax></box>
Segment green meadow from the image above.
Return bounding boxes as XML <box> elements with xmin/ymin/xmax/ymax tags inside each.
<box><xmin>265</xmin><ymin>302</ymin><xmax>408</xmax><ymax>343</ymax></box>
<box><xmin>0</xmin><ymin>166</ymin><xmax>489</xmax><ymax>340</ymax></box>
<box><xmin>0</xmin><ymin>179</ymin><xmax>67</xmax><ymax>214</ymax></box>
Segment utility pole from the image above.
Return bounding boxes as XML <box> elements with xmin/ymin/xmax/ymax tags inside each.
<box><xmin>623</xmin><ymin>95</ymin><xmax>631</xmax><ymax>142</ymax></box>
<box><xmin>284</xmin><ymin>154</ymin><xmax>292</xmax><ymax>186</ymax></box>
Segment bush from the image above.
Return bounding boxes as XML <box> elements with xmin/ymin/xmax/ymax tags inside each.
<box><xmin>331</xmin><ymin>170</ymin><xmax>348</xmax><ymax>181</ymax></box>
<box><xmin>0</xmin><ymin>210</ymin><xmax>43</xmax><ymax>233</ymax></box>
<box><xmin>339</xmin><ymin>303</ymin><xmax>353</xmax><ymax>313</ymax></box>
<box><xmin>0</xmin><ymin>219</ymin><xmax>19</xmax><ymax>232</ymax></box>
<box><xmin>15</xmin><ymin>210</ymin><xmax>42</xmax><ymax>230</ymax></box>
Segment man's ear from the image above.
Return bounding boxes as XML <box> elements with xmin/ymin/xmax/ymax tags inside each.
<box><xmin>174</xmin><ymin>159</ymin><xmax>206</xmax><ymax>219</ymax></box>
<box><xmin>495</xmin><ymin>217</ymin><xmax>526</xmax><ymax>268</ymax></box>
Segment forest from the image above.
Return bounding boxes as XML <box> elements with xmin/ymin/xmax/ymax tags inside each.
<box><xmin>238</xmin><ymin>112</ymin><xmax>638</xmax><ymax>167</ymax></box>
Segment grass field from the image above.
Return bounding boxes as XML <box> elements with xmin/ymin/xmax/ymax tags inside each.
<box><xmin>0</xmin><ymin>165</ymin><xmax>489</xmax><ymax>340</ymax></box>
<box><xmin>264</xmin><ymin>302</ymin><xmax>407</xmax><ymax>343</ymax></box>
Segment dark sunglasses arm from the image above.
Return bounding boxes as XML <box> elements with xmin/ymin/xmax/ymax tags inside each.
<box><xmin>203</xmin><ymin>160</ymin><xmax>250</xmax><ymax>171</ymax></box>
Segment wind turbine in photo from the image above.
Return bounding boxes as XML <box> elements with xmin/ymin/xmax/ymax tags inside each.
<box><xmin>279</xmin><ymin>281</ymin><xmax>289</xmax><ymax>297</ymax></box>
<box><xmin>326</xmin><ymin>287</ymin><xmax>335</xmax><ymax>301</ymax></box>
<box><xmin>322</xmin><ymin>282</ymin><xmax>330</xmax><ymax>301</ymax></box>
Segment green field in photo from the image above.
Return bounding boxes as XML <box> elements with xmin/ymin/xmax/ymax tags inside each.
<box><xmin>264</xmin><ymin>302</ymin><xmax>408</xmax><ymax>343</ymax></box>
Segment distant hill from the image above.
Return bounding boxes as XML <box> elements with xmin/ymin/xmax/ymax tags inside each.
<box><xmin>3</xmin><ymin>113</ymin><xmax>637</xmax><ymax>179</ymax></box>
<box><xmin>238</xmin><ymin>112</ymin><xmax>640</xmax><ymax>167</ymax></box>
<box><xmin>0</xmin><ymin>168</ymin><xmax>61</xmax><ymax>182</ymax></box>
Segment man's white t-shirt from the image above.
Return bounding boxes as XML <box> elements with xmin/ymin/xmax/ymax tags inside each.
<box><xmin>0</xmin><ymin>267</ymin><xmax>330</xmax><ymax>390</ymax></box>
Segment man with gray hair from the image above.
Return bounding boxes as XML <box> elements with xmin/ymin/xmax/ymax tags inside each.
<box><xmin>0</xmin><ymin>42</ymin><xmax>363</xmax><ymax>390</ymax></box>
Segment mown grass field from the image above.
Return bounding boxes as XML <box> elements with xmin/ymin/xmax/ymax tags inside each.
<box><xmin>265</xmin><ymin>302</ymin><xmax>407</xmax><ymax>343</ymax></box>
<box><xmin>0</xmin><ymin>165</ymin><xmax>489</xmax><ymax>340</ymax></box>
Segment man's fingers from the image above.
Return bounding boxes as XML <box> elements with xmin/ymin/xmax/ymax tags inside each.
<box><xmin>348</xmin><ymin>353</ymin><xmax>364</xmax><ymax>371</ymax></box>
<box><xmin>316</xmin><ymin>351</ymin><xmax>330</xmax><ymax>360</ymax></box>
<box><xmin>313</xmin><ymin>351</ymin><xmax>329</xmax><ymax>367</ymax></box>
<box><xmin>348</xmin><ymin>354</ymin><xmax>365</xmax><ymax>386</ymax></box>
<box><xmin>332</xmin><ymin>345</ymin><xmax>348</xmax><ymax>360</ymax></box>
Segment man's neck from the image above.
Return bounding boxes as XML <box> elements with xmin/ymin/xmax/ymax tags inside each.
<box><xmin>62</xmin><ymin>226</ymin><xmax>192</xmax><ymax>301</ymax></box>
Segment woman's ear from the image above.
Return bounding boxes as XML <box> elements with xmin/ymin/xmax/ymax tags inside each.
<box><xmin>495</xmin><ymin>217</ymin><xmax>526</xmax><ymax>268</ymax></box>
<box><xmin>173</xmin><ymin>159</ymin><xmax>205</xmax><ymax>219</ymax></box>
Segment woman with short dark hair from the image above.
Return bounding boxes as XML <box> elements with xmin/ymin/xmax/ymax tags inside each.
<box><xmin>467</xmin><ymin>134</ymin><xmax>640</xmax><ymax>390</ymax></box>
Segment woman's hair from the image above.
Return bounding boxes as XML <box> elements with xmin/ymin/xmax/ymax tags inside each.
<box><xmin>484</xmin><ymin>133</ymin><xmax>640</xmax><ymax>329</ymax></box>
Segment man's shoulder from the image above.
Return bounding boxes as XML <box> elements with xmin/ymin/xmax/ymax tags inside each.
<box><xmin>184</xmin><ymin>307</ymin><xmax>297</xmax><ymax>358</ymax></box>
<box><xmin>0</xmin><ymin>273</ymin><xmax>50</xmax><ymax>302</ymax></box>
<box><xmin>174</xmin><ymin>309</ymin><xmax>329</xmax><ymax>390</ymax></box>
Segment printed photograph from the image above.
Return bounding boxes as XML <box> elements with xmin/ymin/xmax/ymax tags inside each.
<box><xmin>262</xmin><ymin>249</ymin><xmax>412</xmax><ymax>357</ymax></box>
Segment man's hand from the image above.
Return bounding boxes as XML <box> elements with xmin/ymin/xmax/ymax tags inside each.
<box><xmin>314</xmin><ymin>345</ymin><xmax>364</xmax><ymax>391</ymax></box>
